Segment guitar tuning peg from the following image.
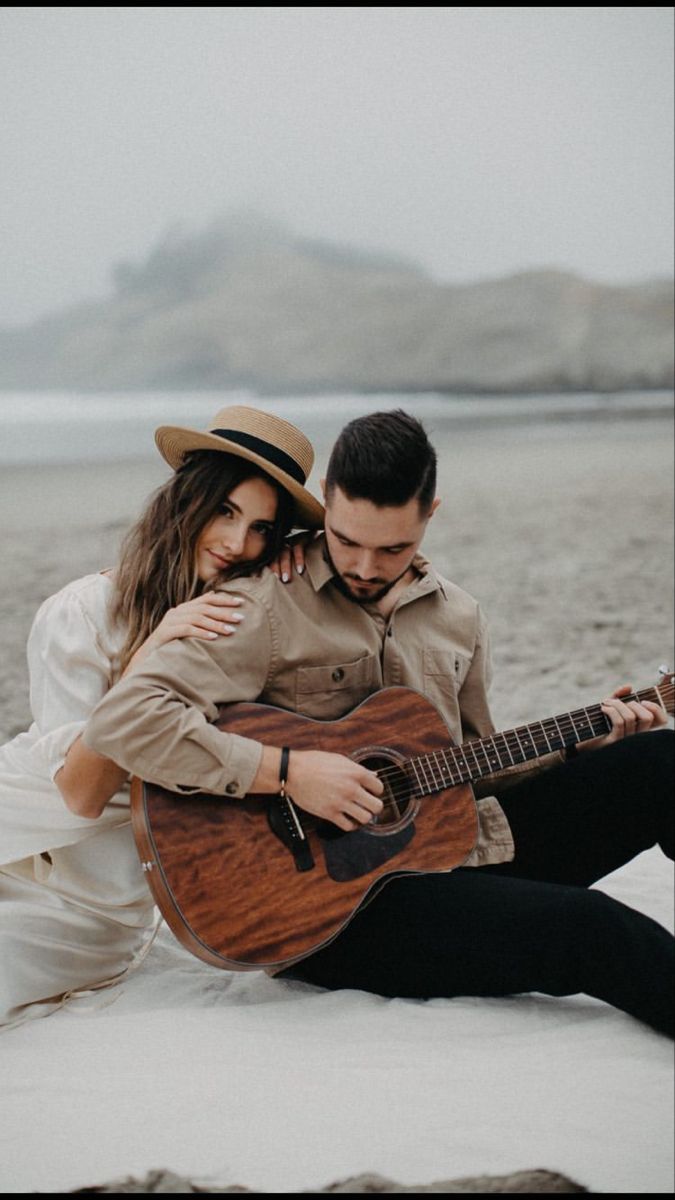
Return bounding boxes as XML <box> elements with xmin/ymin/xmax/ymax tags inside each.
<box><xmin>657</xmin><ymin>664</ymin><xmax>671</xmax><ymax>679</ymax></box>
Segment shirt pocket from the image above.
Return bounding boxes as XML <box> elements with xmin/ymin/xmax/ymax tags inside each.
<box><xmin>295</xmin><ymin>652</ymin><xmax>380</xmax><ymax>720</ymax></box>
<box><xmin>422</xmin><ymin>648</ymin><xmax>471</xmax><ymax>724</ymax></box>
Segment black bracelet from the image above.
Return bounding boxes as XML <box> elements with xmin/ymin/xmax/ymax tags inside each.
<box><xmin>279</xmin><ymin>746</ymin><xmax>291</xmax><ymax>798</ymax></box>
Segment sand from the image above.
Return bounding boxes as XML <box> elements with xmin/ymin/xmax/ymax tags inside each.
<box><xmin>0</xmin><ymin>409</ymin><xmax>673</xmax><ymax>1195</ymax></box>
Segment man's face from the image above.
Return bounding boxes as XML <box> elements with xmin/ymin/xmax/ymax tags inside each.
<box><xmin>322</xmin><ymin>483</ymin><xmax>439</xmax><ymax>604</ymax></box>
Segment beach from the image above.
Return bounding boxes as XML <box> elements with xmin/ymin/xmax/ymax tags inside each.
<box><xmin>1</xmin><ymin>405</ymin><xmax>674</xmax><ymax>1194</ymax></box>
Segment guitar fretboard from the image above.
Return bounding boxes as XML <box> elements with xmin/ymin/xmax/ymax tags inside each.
<box><xmin>405</xmin><ymin>683</ymin><xmax>670</xmax><ymax>794</ymax></box>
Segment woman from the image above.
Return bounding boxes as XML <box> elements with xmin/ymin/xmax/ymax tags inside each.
<box><xmin>0</xmin><ymin>405</ymin><xmax>322</xmax><ymax>1029</ymax></box>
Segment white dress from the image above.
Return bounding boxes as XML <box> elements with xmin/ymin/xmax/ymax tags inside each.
<box><xmin>0</xmin><ymin>574</ymin><xmax>156</xmax><ymax>1028</ymax></box>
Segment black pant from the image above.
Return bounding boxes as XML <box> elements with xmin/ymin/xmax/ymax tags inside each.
<box><xmin>281</xmin><ymin>732</ymin><xmax>674</xmax><ymax>1036</ymax></box>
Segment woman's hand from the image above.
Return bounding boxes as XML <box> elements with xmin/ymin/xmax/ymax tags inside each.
<box><xmin>124</xmin><ymin>594</ymin><xmax>245</xmax><ymax>675</ymax></box>
<box><xmin>269</xmin><ymin>531</ymin><xmax>317</xmax><ymax>583</ymax></box>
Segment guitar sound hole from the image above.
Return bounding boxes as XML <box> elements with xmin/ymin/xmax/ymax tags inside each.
<box><xmin>359</xmin><ymin>754</ymin><xmax>412</xmax><ymax>828</ymax></box>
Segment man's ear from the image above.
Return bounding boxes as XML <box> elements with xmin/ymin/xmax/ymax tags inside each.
<box><xmin>428</xmin><ymin>497</ymin><xmax>441</xmax><ymax>519</ymax></box>
<box><xmin>320</xmin><ymin>478</ymin><xmax>327</xmax><ymax>501</ymax></box>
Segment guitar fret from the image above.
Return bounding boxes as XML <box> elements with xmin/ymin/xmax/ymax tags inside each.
<box><xmin>418</xmin><ymin>755</ymin><xmax>433</xmax><ymax>794</ymax></box>
<box><xmin>516</xmin><ymin>727</ymin><xmax>536</xmax><ymax>756</ymax></box>
<box><xmin>426</xmin><ymin>753</ymin><xmax>442</xmax><ymax>792</ymax></box>
<box><xmin>584</xmin><ymin>704</ymin><xmax>612</xmax><ymax>737</ymax></box>
<box><xmin>434</xmin><ymin>751</ymin><xmax>450</xmax><ymax>788</ymax></box>
<box><xmin>455</xmin><ymin>748</ymin><xmax>472</xmax><ymax>784</ymax></box>
<box><xmin>496</xmin><ymin>731</ymin><xmax>515</xmax><ymax>766</ymax></box>
<box><xmin>465</xmin><ymin>742</ymin><xmax>482</xmax><ymax>776</ymax></box>
<box><xmin>475</xmin><ymin>739</ymin><xmax>494</xmax><ymax>775</ymax></box>
<box><xmin>409</xmin><ymin>757</ymin><xmax>425</xmax><ymax>794</ymax></box>
<box><xmin>438</xmin><ymin>750</ymin><xmax>456</xmax><ymax>787</ymax></box>
<box><xmin>556</xmin><ymin>713</ymin><xmax>574</xmax><ymax>736</ymax></box>
<box><xmin>570</xmin><ymin>707</ymin><xmax>594</xmax><ymax>739</ymax></box>
<box><xmin>545</xmin><ymin>716</ymin><xmax>565</xmax><ymax>750</ymax></box>
<box><xmin>482</xmin><ymin>737</ymin><xmax>504</xmax><ymax>773</ymax></box>
<box><xmin>511</xmin><ymin>727</ymin><xmax>527</xmax><ymax>761</ymax></box>
<box><xmin>429</xmin><ymin>753</ymin><xmax>443</xmax><ymax>790</ymax></box>
<box><xmin>457</xmin><ymin>746</ymin><xmax>473</xmax><ymax>781</ymax></box>
<box><xmin>425</xmin><ymin>753</ymin><xmax>439</xmax><ymax>791</ymax></box>
<box><xmin>538</xmin><ymin>722</ymin><xmax>553</xmax><ymax>752</ymax></box>
<box><xmin>436</xmin><ymin>751</ymin><xmax>450</xmax><ymax>788</ymax></box>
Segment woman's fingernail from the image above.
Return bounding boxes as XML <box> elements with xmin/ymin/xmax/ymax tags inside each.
<box><xmin>298</xmin><ymin>565</ymin><xmax>305</xmax><ymax>574</ymax></box>
<box><xmin>223</xmin><ymin>624</ymin><xmax>236</xmax><ymax>634</ymax></box>
<box><xmin>230</xmin><ymin>613</ymin><xmax>245</xmax><ymax>621</ymax></box>
<box><xmin>282</xmin><ymin>572</ymin><xmax>290</xmax><ymax>583</ymax></box>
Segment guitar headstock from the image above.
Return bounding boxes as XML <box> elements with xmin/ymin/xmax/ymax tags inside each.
<box><xmin>657</xmin><ymin>665</ymin><xmax>674</xmax><ymax>715</ymax></box>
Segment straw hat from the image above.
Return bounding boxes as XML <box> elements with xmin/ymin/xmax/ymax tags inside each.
<box><xmin>155</xmin><ymin>405</ymin><xmax>324</xmax><ymax>528</ymax></box>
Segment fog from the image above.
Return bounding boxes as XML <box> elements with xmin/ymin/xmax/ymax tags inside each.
<box><xmin>1</xmin><ymin>6</ymin><xmax>672</xmax><ymax>327</ymax></box>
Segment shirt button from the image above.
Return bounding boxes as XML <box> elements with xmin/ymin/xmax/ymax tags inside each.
<box><xmin>225</xmin><ymin>782</ymin><xmax>239</xmax><ymax>795</ymax></box>
<box><xmin>332</xmin><ymin>667</ymin><xmax>345</xmax><ymax>682</ymax></box>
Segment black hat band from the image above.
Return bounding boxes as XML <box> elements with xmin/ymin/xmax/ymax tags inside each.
<box><xmin>211</xmin><ymin>428</ymin><xmax>307</xmax><ymax>485</ymax></box>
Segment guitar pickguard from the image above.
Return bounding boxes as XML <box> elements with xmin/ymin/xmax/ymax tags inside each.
<box><xmin>318</xmin><ymin>821</ymin><xmax>415</xmax><ymax>882</ymax></box>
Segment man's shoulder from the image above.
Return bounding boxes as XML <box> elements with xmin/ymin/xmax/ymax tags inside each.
<box><xmin>214</xmin><ymin>565</ymin><xmax>313</xmax><ymax>610</ymax></box>
<box><xmin>424</xmin><ymin>563</ymin><xmax>483</xmax><ymax>619</ymax></box>
<box><xmin>214</xmin><ymin>566</ymin><xmax>281</xmax><ymax>605</ymax></box>
<box><xmin>215</xmin><ymin>539</ymin><xmax>327</xmax><ymax>609</ymax></box>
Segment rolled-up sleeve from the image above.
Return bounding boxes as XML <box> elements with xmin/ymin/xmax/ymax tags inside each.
<box><xmin>83</xmin><ymin>593</ymin><xmax>274</xmax><ymax>797</ymax></box>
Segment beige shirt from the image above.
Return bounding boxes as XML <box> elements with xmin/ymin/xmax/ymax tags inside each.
<box><xmin>84</xmin><ymin>537</ymin><xmax>561</xmax><ymax>867</ymax></box>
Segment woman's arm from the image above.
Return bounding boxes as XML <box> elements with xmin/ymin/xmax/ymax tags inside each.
<box><xmin>55</xmin><ymin>593</ymin><xmax>246</xmax><ymax>818</ymax></box>
<box><xmin>55</xmin><ymin>737</ymin><xmax>128</xmax><ymax>819</ymax></box>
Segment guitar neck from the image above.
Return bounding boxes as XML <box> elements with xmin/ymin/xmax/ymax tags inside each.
<box><xmin>407</xmin><ymin>682</ymin><xmax>671</xmax><ymax>794</ymax></box>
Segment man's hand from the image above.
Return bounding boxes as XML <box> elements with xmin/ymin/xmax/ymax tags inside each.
<box><xmin>287</xmin><ymin>750</ymin><xmax>385</xmax><ymax>831</ymax></box>
<box><xmin>578</xmin><ymin>683</ymin><xmax>668</xmax><ymax>753</ymax></box>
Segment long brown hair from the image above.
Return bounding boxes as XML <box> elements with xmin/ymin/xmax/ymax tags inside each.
<box><xmin>110</xmin><ymin>450</ymin><xmax>296</xmax><ymax>673</ymax></box>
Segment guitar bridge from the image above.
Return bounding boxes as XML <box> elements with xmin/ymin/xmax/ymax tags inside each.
<box><xmin>267</xmin><ymin>796</ymin><xmax>315</xmax><ymax>872</ymax></box>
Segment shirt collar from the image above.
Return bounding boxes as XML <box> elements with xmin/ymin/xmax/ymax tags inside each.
<box><xmin>304</xmin><ymin>534</ymin><xmax>447</xmax><ymax>602</ymax></box>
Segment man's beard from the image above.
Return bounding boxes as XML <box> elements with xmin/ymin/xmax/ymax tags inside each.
<box><xmin>324</xmin><ymin>546</ymin><xmax>411</xmax><ymax>606</ymax></box>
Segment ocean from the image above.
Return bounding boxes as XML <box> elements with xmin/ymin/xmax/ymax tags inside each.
<box><xmin>0</xmin><ymin>389</ymin><xmax>672</xmax><ymax>466</ymax></box>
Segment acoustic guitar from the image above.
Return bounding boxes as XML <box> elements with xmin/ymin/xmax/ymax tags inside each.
<box><xmin>131</xmin><ymin>671</ymin><xmax>674</xmax><ymax>972</ymax></box>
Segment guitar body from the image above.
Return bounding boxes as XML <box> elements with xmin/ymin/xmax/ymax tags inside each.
<box><xmin>131</xmin><ymin>686</ymin><xmax>478</xmax><ymax>971</ymax></box>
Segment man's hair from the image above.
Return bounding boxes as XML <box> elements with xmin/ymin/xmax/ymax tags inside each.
<box><xmin>325</xmin><ymin>410</ymin><xmax>437</xmax><ymax>511</ymax></box>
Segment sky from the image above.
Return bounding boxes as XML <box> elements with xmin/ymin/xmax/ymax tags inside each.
<box><xmin>0</xmin><ymin>6</ymin><xmax>673</xmax><ymax>327</ymax></box>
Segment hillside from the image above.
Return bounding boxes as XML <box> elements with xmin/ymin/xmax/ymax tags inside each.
<box><xmin>0</xmin><ymin>216</ymin><xmax>672</xmax><ymax>393</ymax></box>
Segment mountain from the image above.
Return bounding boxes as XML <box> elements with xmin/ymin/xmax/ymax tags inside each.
<box><xmin>0</xmin><ymin>215</ymin><xmax>672</xmax><ymax>393</ymax></box>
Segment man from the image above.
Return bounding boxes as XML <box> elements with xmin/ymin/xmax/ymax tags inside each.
<box><xmin>83</xmin><ymin>411</ymin><xmax>674</xmax><ymax>1036</ymax></box>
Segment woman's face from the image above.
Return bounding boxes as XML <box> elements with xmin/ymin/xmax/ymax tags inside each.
<box><xmin>195</xmin><ymin>475</ymin><xmax>279</xmax><ymax>584</ymax></box>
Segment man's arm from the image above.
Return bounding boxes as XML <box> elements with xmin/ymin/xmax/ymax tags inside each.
<box><xmin>83</xmin><ymin>591</ymin><xmax>385</xmax><ymax>830</ymax></box>
<box><xmin>83</xmin><ymin>594</ymin><xmax>274</xmax><ymax>797</ymax></box>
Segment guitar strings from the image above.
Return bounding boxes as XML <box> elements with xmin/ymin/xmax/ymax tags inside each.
<box><xmin>359</xmin><ymin>682</ymin><xmax>674</xmax><ymax>809</ymax></box>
